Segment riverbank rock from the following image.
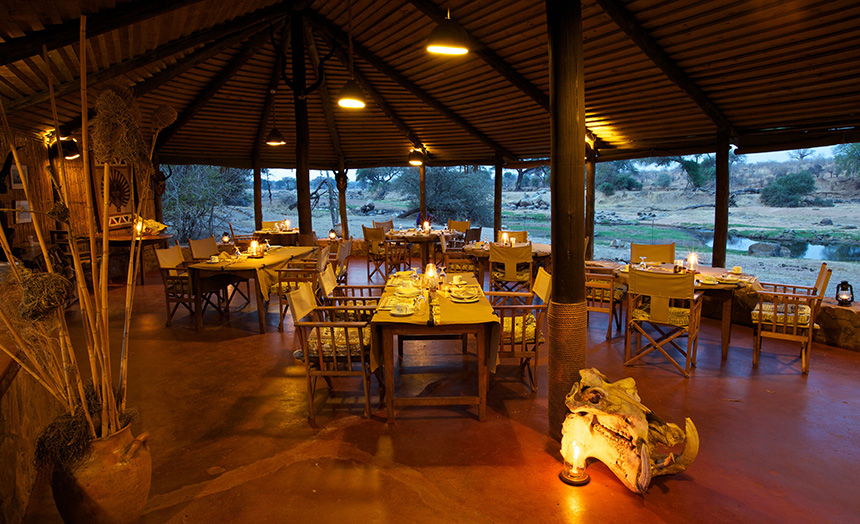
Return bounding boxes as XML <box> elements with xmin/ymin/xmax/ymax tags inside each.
<box><xmin>513</xmin><ymin>191</ymin><xmax>550</xmax><ymax>210</ymax></box>
<box><xmin>819</xmin><ymin>218</ymin><xmax>833</xmax><ymax>225</ymax></box>
<box><xmin>748</xmin><ymin>242</ymin><xmax>784</xmax><ymax>257</ymax></box>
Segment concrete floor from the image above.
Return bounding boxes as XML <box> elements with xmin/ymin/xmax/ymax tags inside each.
<box><xmin>24</xmin><ymin>261</ymin><xmax>860</xmax><ymax>523</ymax></box>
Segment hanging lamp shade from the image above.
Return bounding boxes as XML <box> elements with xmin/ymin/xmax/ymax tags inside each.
<box><xmin>48</xmin><ymin>137</ymin><xmax>81</xmax><ymax>160</ymax></box>
<box><xmin>265</xmin><ymin>126</ymin><xmax>286</xmax><ymax>146</ymax></box>
<box><xmin>338</xmin><ymin>79</ymin><xmax>366</xmax><ymax>108</ymax></box>
<box><xmin>427</xmin><ymin>18</ymin><xmax>469</xmax><ymax>55</ymax></box>
<box><xmin>408</xmin><ymin>149</ymin><xmax>424</xmax><ymax>166</ymax></box>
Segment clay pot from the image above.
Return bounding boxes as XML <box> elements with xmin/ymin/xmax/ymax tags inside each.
<box><xmin>51</xmin><ymin>425</ymin><xmax>151</xmax><ymax>524</ymax></box>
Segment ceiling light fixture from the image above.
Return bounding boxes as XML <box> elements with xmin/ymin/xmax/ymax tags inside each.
<box><xmin>408</xmin><ymin>148</ymin><xmax>425</xmax><ymax>166</ymax></box>
<box><xmin>427</xmin><ymin>9</ymin><xmax>469</xmax><ymax>55</ymax></box>
<box><xmin>48</xmin><ymin>136</ymin><xmax>81</xmax><ymax>160</ymax></box>
<box><xmin>266</xmin><ymin>90</ymin><xmax>286</xmax><ymax>146</ymax></box>
<box><xmin>338</xmin><ymin>0</ymin><xmax>365</xmax><ymax>108</ymax></box>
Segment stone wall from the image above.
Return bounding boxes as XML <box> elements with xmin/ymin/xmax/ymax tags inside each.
<box><xmin>0</xmin><ymin>363</ymin><xmax>62</xmax><ymax>524</ymax></box>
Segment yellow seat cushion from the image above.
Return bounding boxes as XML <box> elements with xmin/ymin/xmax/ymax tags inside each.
<box><xmin>492</xmin><ymin>269</ymin><xmax>531</xmax><ymax>282</ymax></box>
<box><xmin>448</xmin><ymin>261</ymin><xmax>478</xmax><ymax>273</ymax></box>
<box><xmin>294</xmin><ymin>326</ymin><xmax>372</xmax><ymax>360</ymax></box>
<box><xmin>585</xmin><ymin>280</ymin><xmax>625</xmax><ymax>302</ymax></box>
<box><xmin>632</xmin><ymin>306</ymin><xmax>691</xmax><ymax>327</ymax></box>
<box><xmin>501</xmin><ymin>313</ymin><xmax>544</xmax><ymax>344</ymax></box>
<box><xmin>751</xmin><ymin>303</ymin><xmax>811</xmax><ymax>327</ymax></box>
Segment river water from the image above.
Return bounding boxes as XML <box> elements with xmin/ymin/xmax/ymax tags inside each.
<box><xmin>705</xmin><ymin>234</ymin><xmax>860</xmax><ymax>262</ymax></box>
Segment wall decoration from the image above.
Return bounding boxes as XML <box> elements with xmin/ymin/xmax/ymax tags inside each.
<box><xmin>92</xmin><ymin>163</ymin><xmax>135</xmax><ymax>230</ymax></box>
<box><xmin>11</xmin><ymin>165</ymin><xmax>28</xmax><ymax>189</ymax></box>
<box><xmin>15</xmin><ymin>200</ymin><xmax>32</xmax><ymax>224</ymax></box>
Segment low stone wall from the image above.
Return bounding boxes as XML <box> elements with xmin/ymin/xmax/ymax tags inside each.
<box><xmin>0</xmin><ymin>362</ymin><xmax>63</xmax><ymax>524</ymax></box>
<box><xmin>702</xmin><ymin>286</ymin><xmax>860</xmax><ymax>352</ymax></box>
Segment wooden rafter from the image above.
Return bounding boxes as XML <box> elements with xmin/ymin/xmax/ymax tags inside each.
<box><xmin>155</xmin><ymin>30</ymin><xmax>272</xmax><ymax>152</ymax></box>
<box><xmin>317</xmin><ymin>30</ymin><xmax>424</xmax><ymax>154</ymax></box>
<box><xmin>304</xmin><ymin>24</ymin><xmax>344</xmax><ymax>170</ymax></box>
<box><xmin>0</xmin><ymin>0</ymin><xmax>208</xmax><ymax>68</ymax></box>
<box><xmin>305</xmin><ymin>9</ymin><xmax>518</xmax><ymax>161</ymax></box>
<box><xmin>594</xmin><ymin>0</ymin><xmax>740</xmax><ymax>140</ymax></box>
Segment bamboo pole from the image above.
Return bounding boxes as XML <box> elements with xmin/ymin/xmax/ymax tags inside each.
<box><xmin>0</xmin><ymin>100</ymin><xmax>53</xmax><ymax>273</ymax></box>
<box><xmin>59</xmin><ymin>313</ymin><xmax>96</xmax><ymax>436</ymax></box>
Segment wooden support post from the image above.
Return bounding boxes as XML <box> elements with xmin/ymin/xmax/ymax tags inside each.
<box><xmin>585</xmin><ymin>145</ymin><xmax>596</xmax><ymax>260</ymax></box>
<box><xmin>713</xmin><ymin>130</ymin><xmax>730</xmax><ymax>268</ymax></box>
<box><xmin>292</xmin><ymin>13</ymin><xmax>312</xmax><ymax>235</ymax></box>
<box><xmin>546</xmin><ymin>0</ymin><xmax>587</xmax><ymax>441</ymax></box>
<box><xmin>419</xmin><ymin>163</ymin><xmax>427</xmax><ymax>223</ymax></box>
<box><xmin>253</xmin><ymin>154</ymin><xmax>263</xmax><ymax>231</ymax></box>
<box><xmin>336</xmin><ymin>169</ymin><xmax>349</xmax><ymax>239</ymax></box>
<box><xmin>494</xmin><ymin>155</ymin><xmax>503</xmax><ymax>241</ymax></box>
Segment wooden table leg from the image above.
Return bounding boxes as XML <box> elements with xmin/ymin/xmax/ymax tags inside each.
<box><xmin>253</xmin><ymin>276</ymin><xmax>266</xmax><ymax>334</ymax></box>
<box><xmin>193</xmin><ymin>268</ymin><xmax>202</xmax><ymax>331</ymax></box>
<box><xmin>721</xmin><ymin>291</ymin><xmax>733</xmax><ymax>359</ymax></box>
<box><xmin>383</xmin><ymin>327</ymin><xmax>395</xmax><ymax>424</ymax></box>
<box><xmin>478</xmin><ymin>325</ymin><xmax>487</xmax><ymax>421</ymax></box>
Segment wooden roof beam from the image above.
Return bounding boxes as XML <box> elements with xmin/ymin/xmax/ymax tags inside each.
<box><xmin>155</xmin><ymin>31</ymin><xmax>271</xmax><ymax>152</ymax></box>
<box><xmin>317</xmin><ymin>30</ymin><xmax>425</xmax><ymax>154</ymax></box>
<box><xmin>304</xmin><ymin>24</ymin><xmax>345</xmax><ymax>170</ymax></box>
<box><xmin>7</xmin><ymin>7</ymin><xmax>285</xmax><ymax>115</ymax></box>
<box><xmin>0</xmin><ymin>0</ymin><xmax>208</xmax><ymax>68</ymax></box>
<box><xmin>305</xmin><ymin>9</ymin><xmax>518</xmax><ymax>162</ymax></box>
<box><xmin>594</xmin><ymin>0</ymin><xmax>740</xmax><ymax>140</ymax></box>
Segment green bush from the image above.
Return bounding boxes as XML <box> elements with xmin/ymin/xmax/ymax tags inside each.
<box><xmin>598</xmin><ymin>182</ymin><xmax>616</xmax><ymax>196</ymax></box>
<box><xmin>760</xmin><ymin>170</ymin><xmax>816</xmax><ymax>207</ymax></box>
<box><xmin>596</xmin><ymin>160</ymin><xmax>642</xmax><ymax>194</ymax></box>
<box><xmin>653</xmin><ymin>172</ymin><xmax>673</xmax><ymax>189</ymax></box>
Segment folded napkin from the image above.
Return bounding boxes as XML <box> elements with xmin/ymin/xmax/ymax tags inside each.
<box><xmin>218</xmin><ymin>251</ymin><xmax>231</xmax><ymax>260</ymax></box>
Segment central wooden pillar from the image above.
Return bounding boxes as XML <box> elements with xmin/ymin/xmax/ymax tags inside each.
<box><xmin>546</xmin><ymin>0</ymin><xmax>587</xmax><ymax>440</ymax></box>
<box><xmin>713</xmin><ymin>130</ymin><xmax>730</xmax><ymax>268</ymax></box>
<box><xmin>494</xmin><ymin>154</ymin><xmax>503</xmax><ymax>241</ymax></box>
<box><xmin>585</xmin><ymin>145</ymin><xmax>596</xmax><ymax>260</ymax></box>
<box><xmin>292</xmin><ymin>13</ymin><xmax>312</xmax><ymax>235</ymax></box>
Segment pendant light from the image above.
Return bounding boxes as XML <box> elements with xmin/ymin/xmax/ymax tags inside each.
<box><xmin>427</xmin><ymin>9</ymin><xmax>469</xmax><ymax>55</ymax></box>
<box><xmin>48</xmin><ymin>136</ymin><xmax>81</xmax><ymax>160</ymax></box>
<box><xmin>408</xmin><ymin>148</ymin><xmax>424</xmax><ymax>166</ymax></box>
<box><xmin>338</xmin><ymin>0</ymin><xmax>365</xmax><ymax>108</ymax></box>
<box><xmin>266</xmin><ymin>90</ymin><xmax>286</xmax><ymax>146</ymax></box>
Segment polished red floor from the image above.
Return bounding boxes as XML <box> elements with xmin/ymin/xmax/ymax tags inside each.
<box><xmin>25</xmin><ymin>261</ymin><xmax>860</xmax><ymax>523</ymax></box>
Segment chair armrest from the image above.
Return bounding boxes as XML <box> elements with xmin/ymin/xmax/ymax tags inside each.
<box><xmin>485</xmin><ymin>291</ymin><xmax>533</xmax><ymax>298</ymax></box>
<box><xmin>759</xmin><ymin>281</ymin><xmax>816</xmax><ymax>295</ymax></box>
<box><xmin>295</xmin><ymin>320</ymin><xmax>369</xmax><ymax>329</ymax></box>
<box><xmin>756</xmin><ymin>290</ymin><xmax>817</xmax><ymax>302</ymax></box>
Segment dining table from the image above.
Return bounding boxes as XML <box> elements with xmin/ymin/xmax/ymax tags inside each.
<box><xmin>371</xmin><ymin>272</ymin><xmax>500</xmax><ymax>423</ymax></box>
<box><xmin>253</xmin><ymin>229</ymin><xmax>299</xmax><ymax>246</ymax></box>
<box><xmin>385</xmin><ymin>228</ymin><xmax>463</xmax><ymax>267</ymax></box>
<box><xmin>188</xmin><ymin>245</ymin><xmax>315</xmax><ymax>333</ymax></box>
<box><xmin>597</xmin><ymin>260</ymin><xmax>762</xmax><ymax>359</ymax></box>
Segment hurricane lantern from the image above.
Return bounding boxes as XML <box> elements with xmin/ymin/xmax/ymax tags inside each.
<box><xmin>559</xmin><ymin>440</ymin><xmax>590</xmax><ymax>486</ymax></box>
<box><xmin>222</xmin><ymin>232</ymin><xmax>231</xmax><ymax>244</ymax></box>
<box><xmin>836</xmin><ymin>280</ymin><xmax>854</xmax><ymax>306</ymax></box>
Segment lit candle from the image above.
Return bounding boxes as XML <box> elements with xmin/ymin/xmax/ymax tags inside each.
<box><xmin>285</xmin><ymin>219</ymin><xmax>291</xmax><ymax>230</ymax></box>
<box><xmin>502</xmin><ymin>232</ymin><xmax>509</xmax><ymax>246</ymax></box>
<box><xmin>135</xmin><ymin>220</ymin><xmax>143</xmax><ymax>237</ymax></box>
<box><xmin>423</xmin><ymin>220</ymin><xmax>430</xmax><ymax>233</ymax></box>
<box><xmin>329</xmin><ymin>230</ymin><xmax>337</xmax><ymax>240</ymax></box>
<box><xmin>687</xmin><ymin>252</ymin><xmax>698</xmax><ymax>272</ymax></box>
<box><xmin>560</xmin><ymin>439</ymin><xmax>590</xmax><ymax>486</ymax></box>
<box><xmin>425</xmin><ymin>263</ymin><xmax>438</xmax><ymax>289</ymax></box>
<box><xmin>222</xmin><ymin>233</ymin><xmax>230</xmax><ymax>243</ymax></box>
<box><xmin>249</xmin><ymin>240</ymin><xmax>259</xmax><ymax>256</ymax></box>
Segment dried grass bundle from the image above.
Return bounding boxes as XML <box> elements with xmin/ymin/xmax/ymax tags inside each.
<box><xmin>151</xmin><ymin>105</ymin><xmax>177</xmax><ymax>133</ymax></box>
<box><xmin>19</xmin><ymin>269</ymin><xmax>74</xmax><ymax>321</ymax></box>
<box><xmin>91</xmin><ymin>82</ymin><xmax>153</xmax><ymax>193</ymax></box>
<box><xmin>0</xmin><ymin>273</ymin><xmax>56</xmax><ymax>349</ymax></box>
<box><xmin>47</xmin><ymin>201</ymin><xmax>70</xmax><ymax>225</ymax></box>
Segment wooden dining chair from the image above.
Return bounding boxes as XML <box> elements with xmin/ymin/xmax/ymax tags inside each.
<box><xmin>261</xmin><ymin>220</ymin><xmax>278</xmax><ymax>229</ymax></box>
<box><xmin>489</xmin><ymin>242</ymin><xmax>533</xmax><ymax>295</ymax></box>
<box><xmin>274</xmin><ymin>245</ymin><xmax>330</xmax><ymax>332</ymax></box>
<box><xmin>447</xmin><ymin>219</ymin><xmax>470</xmax><ymax>233</ymax></box>
<box><xmin>318</xmin><ymin>264</ymin><xmax>384</xmax><ymax>313</ymax></box>
<box><xmin>384</xmin><ymin>238</ymin><xmax>411</xmax><ymax>276</ymax></box>
<box><xmin>440</xmin><ymin>233</ymin><xmax>480</xmax><ymax>282</ymax></box>
<box><xmin>501</xmin><ymin>230</ymin><xmax>529</xmax><ymax>244</ymax></box>
<box><xmin>464</xmin><ymin>227</ymin><xmax>481</xmax><ymax>245</ymax></box>
<box><xmin>287</xmin><ymin>282</ymin><xmax>377</xmax><ymax>422</ymax></box>
<box><xmin>630</xmin><ymin>242</ymin><xmax>675</xmax><ymax>264</ymax></box>
<box><xmin>372</xmin><ymin>219</ymin><xmax>394</xmax><ymax>233</ymax></box>
<box><xmin>333</xmin><ymin>238</ymin><xmax>352</xmax><ymax>285</ymax></box>
<box><xmin>624</xmin><ymin>268</ymin><xmax>702</xmax><ymax>377</ymax></box>
<box><xmin>585</xmin><ymin>265</ymin><xmax>623</xmax><ymax>339</ymax></box>
<box><xmin>362</xmin><ymin>225</ymin><xmax>386</xmax><ymax>281</ymax></box>
<box><xmin>751</xmin><ymin>262</ymin><xmax>831</xmax><ymax>374</ymax></box>
<box><xmin>486</xmin><ymin>267</ymin><xmax>551</xmax><ymax>391</ymax></box>
<box><xmin>154</xmin><ymin>244</ymin><xmax>224</xmax><ymax>326</ymax></box>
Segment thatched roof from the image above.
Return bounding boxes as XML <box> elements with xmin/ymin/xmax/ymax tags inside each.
<box><xmin>2</xmin><ymin>0</ymin><xmax>859</xmax><ymax>169</ymax></box>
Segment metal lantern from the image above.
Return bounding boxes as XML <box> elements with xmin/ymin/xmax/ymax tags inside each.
<box><xmin>836</xmin><ymin>280</ymin><xmax>853</xmax><ymax>306</ymax></box>
<box><xmin>221</xmin><ymin>232</ymin><xmax>230</xmax><ymax>244</ymax></box>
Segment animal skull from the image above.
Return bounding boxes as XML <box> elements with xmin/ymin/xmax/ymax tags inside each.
<box><xmin>560</xmin><ymin>368</ymin><xmax>698</xmax><ymax>493</ymax></box>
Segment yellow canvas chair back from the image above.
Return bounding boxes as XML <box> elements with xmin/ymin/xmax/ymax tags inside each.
<box><xmin>287</xmin><ymin>282</ymin><xmax>318</xmax><ymax>325</ymax></box>
<box><xmin>372</xmin><ymin>219</ymin><xmax>394</xmax><ymax>233</ymax></box>
<box><xmin>188</xmin><ymin>236</ymin><xmax>218</xmax><ymax>259</ymax></box>
<box><xmin>261</xmin><ymin>220</ymin><xmax>278</xmax><ymax>230</ymax></box>
<box><xmin>320</xmin><ymin>264</ymin><xmax>338</xmax><ymax>297</ymax></box>
<box><xmin>533</xmin><ymin>267</ymin><xmax>552</xmax><ymax>303</ymax></box>
<box><xmin>155</xmin><ymin>244</ymin><xmax>185</xmax><ymax>276</ymax></box>
<box><xmin>490</xmin><ymin>243</ymin><xmax>532</xmax><ymax>281</ymax></box>
<box><xmin>628</xmin><ymin>268</ymin><xmax>694</xmax><ymax>324</ymax></box>
<box><xmin>362</xmin><ymin>225</ymin><xmax>385</xmax><ymax>255</ymax></box>
<box><xmin>630</xmin><ymin>242</ymin><xmax>675</xmax><ymax>264</ymax></box>
<box><xmin>502</xmin><ymin>230</ymin><xmax>528</xmax><ymax>243</ymax></box>
<box><xmin>448</xmin><ymin>219</ymin><xmax>470</xmax><ymax>233</ymax></box>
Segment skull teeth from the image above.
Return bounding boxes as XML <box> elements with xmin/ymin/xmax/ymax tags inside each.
<box><xmin>590</xmin><ymin>415</ymin><xmax>635</xmax><ymax>449</ymax></box>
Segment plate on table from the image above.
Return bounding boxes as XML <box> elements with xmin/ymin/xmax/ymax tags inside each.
<box><xmin>396</xmin><ymin>270</ymin><xmax>414</xmax><ymax>278</ymax></box>
<box><xmin>450</xmin><ymin>287</ymin><xmax>481</xmax><ymax>302</ymax></box>
<box><xmin>697</xmin><ymin>276</ymin><xmax>718</xmax><ymax>285</ymax></box>
<box><xmin>390</xmin><ymin>306</ymin><xmax>415</xmax><ymax>316</ymax></box>
<box><xmin>450</xmin><ymin>295</ymin><xmax>479</xmax><ymax>304</ymax></box>
<box><xmin>717</xmin><ymin>276</ymin><xmax>741</xmax><ymax>284</ymax></box>
<box><xmin>395</xmin><ymin>287</ymin><xmax>421</xmax><ymax>297</ymax></box>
